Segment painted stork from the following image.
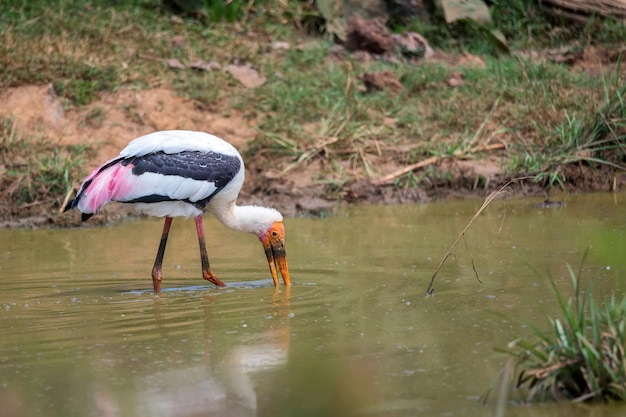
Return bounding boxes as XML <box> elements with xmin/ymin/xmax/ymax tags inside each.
<box><xmin>64</xmin><ymin>130</ymin><xmax>291</xmax><ymax>293</ymax></box>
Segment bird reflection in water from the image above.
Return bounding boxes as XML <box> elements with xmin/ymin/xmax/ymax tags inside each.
<box><xmin>131</xmin><ymin>287</ymin><xmax>292</xmax><ymax>417</ymax></box>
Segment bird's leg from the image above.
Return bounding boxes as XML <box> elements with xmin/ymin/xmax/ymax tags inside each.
<box><xmin>152</xmin><ymin>216</ymin><xmax>173</xmax><ymax>294</ymax></box>
<box><xmin>194</xmin><ymin>215</ymin><xmax>226</xmax><ymax>287</ymax></box>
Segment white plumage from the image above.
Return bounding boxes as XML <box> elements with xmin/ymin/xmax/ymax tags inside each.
<box><xmin>120</xmin><ymin>130</ymin><xmax>241</xmax><ymax>157</ymax></box>
<box><xmin>65</xmin><ymin>130</ymin><xmax>291</xmax><ymax>293</ymax></box>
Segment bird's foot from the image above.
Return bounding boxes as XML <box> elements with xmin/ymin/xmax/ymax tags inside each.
<box><xmin>203</xmin><ymin>269</ymin><xmax>226</xmax><ymax>287</ymax></box>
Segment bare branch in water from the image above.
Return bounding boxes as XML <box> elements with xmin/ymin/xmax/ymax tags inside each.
<box><xmin>463</xmin><ymin>234</ymin><xmax>482</xmax><ymax>284</ymax></box>
<box><xmin>425</xmin><ymin>177</ymin><xmax>535</xmax><ymax>296</ymax></box>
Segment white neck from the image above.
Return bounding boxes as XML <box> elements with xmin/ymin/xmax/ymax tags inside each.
<box><xmin>210</xmin><ymin>200</ymin><xmax>283</xmax><ymax>236</ymax></box>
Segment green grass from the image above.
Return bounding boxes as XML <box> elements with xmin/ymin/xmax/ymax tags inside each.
<box><xmin>0</xmin><ymin>0</ymin><xmax>625</xmax><ymax>220</ymax></box>
<box><xmin>245</xmin><ymin>51</ymin><xmax>607</xmax><ymax>184</ymax></box>
<box><xmin>397</xmin><ymin>0</ymin><xmax>626</xmax><ymax>54</ymax></box>
<box><xmin>508</xmin><ymin>74</ymin><xmax>626</xmax><ymax>189</ymax></box>
<box><xmin>500</xmin><ymin>263</ymin><xmax>626</xmax><ymax>402</ymax></box>
<box><xmin>0</xmin><ymin>117</ymin><xmax>88</xmax><ymax>217</ymax></box>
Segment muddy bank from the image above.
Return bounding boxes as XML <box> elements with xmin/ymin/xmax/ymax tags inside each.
<box><xmin>0</xmin><ymin>84</ymin><xmax>622</xmax><ymax>229</ymax></box>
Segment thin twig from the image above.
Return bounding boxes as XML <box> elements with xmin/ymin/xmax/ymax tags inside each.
<box><xmin>497</xmin><ymin>197</ymin><xmax>507</xmax><ymax>233</ymax></box>
<box><xmin>60</xmin><ymin>184</ymin><xmax>76</xmax><ymax>213</ymax></box>
<box><xmin>424</xmin><ymin>176</ymin><xmax>535</xmax><ymax>296</ymax></box>
<box><xmin>463</xmin><ymin>94</ymin><xmax>503</xmax><ymax>150</ymax></box>
<box><xmin>138</xmin><ymin>53</ymin><xmax>167</xmax><ymax>63</ymax></box>
<box><xmin>277</xmin><ymin>136</ymin><xmax>340</xmax><ymax>177</ymax></box>
<box><xmin>21</xmin><ymin>198</ymin><xmax>56</xmax><ymax>209</ymax></box>
<box><xmin>372</xmin><ymin>143</ymin><xmax>505</xmax><ymax>186</ymax></box>
<box><xmin>372</xmin><ymin>155</ymin><xmax>440</xmax><ymax>186</ymax></box>
<box><xmin>463</xmin><ymin>234</ymin><xmax>482</xmax><ymax>284</ymax></box>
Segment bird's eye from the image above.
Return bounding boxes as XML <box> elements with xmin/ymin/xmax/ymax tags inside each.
<box><xmin>271</xmin><ymin>231</ymin><xmax>278</xmax><ymax>237</ymax></box>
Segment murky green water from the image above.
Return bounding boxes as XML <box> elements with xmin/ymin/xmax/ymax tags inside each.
<box><xmin>1</xmin><ymin>193</ymin><xmax>626</xmax><ymax>417</ymax></box>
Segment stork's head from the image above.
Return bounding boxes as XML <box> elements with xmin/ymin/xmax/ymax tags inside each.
<box><xmin>259</xmin><ymin>221</ymin><xmax>291</xmax><ymax>286</ymax></box>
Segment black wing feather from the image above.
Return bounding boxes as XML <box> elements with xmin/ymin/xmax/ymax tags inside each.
<box><xmin>122</xmin><ymin>151</ymin><xmax>240</xmax><ymax>187</ymax></box>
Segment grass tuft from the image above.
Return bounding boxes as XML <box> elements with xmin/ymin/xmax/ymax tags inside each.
<box><xmin>501</xmin><ymin>263</ymin><xmax>626</xmax><ymax>402</ymax></box>
<box><xmin>508</xmin><ymin>72</ymin><xmax>626</xmax><ymax>189</ymax></box>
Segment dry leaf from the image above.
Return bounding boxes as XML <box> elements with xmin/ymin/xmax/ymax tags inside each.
<box><xmin>190</xmin><ymin>60</ymin><xmax>221</xmax><ymax>72</ymax></box>
<box><xmin>271</xmin><ymin>41</ymin><xmax>290</xmax><ymax>51</ymax></box>
<box><xmin>224</xmin><ymin>64</ymin><xmax>266</xmax><ymax>88</ymax></box>
<box><xmin>393</xmin><ymin>32</ymin><xmax>434</xmax><ymax>59</ymax></box>
<box><xmin>170</xmin><ymin>35</ymin><xmax>185</xmax><ymax>49</ymax></box>
<box><xmin>440</xmin><ymin>0</ymin><xmax>491</xmax><ymax>24</ymax></box>
<box><xmin>170</xmin><ymin>15</ymin><xmax>184</xmax><ymax>25</ymax></box>
<box><xmin>383</xmin><ymin>117</ymin><xmax>397</xmax><ymax>127</ymax></box>
<box><xmin>346</xmin><ymin>15</ymin><xmax>395</xmax><ymax>54</ymax></box>
<box><xmin>446</xmin><ymin>72</ymin><xmax>464</xmax><ymax>87</ymax></box>
<box><xmin>361</xmin><ymin>71</ymin><xmax>403</xmax><ymax>94</ymax></box>
<box><xmin>457</xmin><ymin>52</ymin><xmax>486</xmax><ymax>68</ymax></box>
<box><xmin>167</xmin><ymin>58</ymin><xmax>185</xmax><ymax>70</ymax></box>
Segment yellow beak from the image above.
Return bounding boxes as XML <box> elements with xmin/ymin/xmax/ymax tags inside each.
<box><xmin>262</xmin><ymin>222</ymin><xmax>291</xmax><ymax>286</ymax></box>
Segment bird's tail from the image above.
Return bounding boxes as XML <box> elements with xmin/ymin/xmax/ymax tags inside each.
<box><xmin>64</xmin><ymin>157</ymin><xmax>125</xmax><ymax>221</ymax></box>
<box><xmin>63</xmin><ymin>197</ymin><xmax>94</xmax><ymax>221</ymax></box>
<box><xmin>63</xmin><ymin>196</ymin><xmax>79</xmax><ymax>212</ymax></box>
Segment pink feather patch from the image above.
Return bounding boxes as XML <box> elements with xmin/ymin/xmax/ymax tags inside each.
<box><xmin>79</xmin><ymin>163</ymin><xmax>135</xmax><ymax>213</ymax></box>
